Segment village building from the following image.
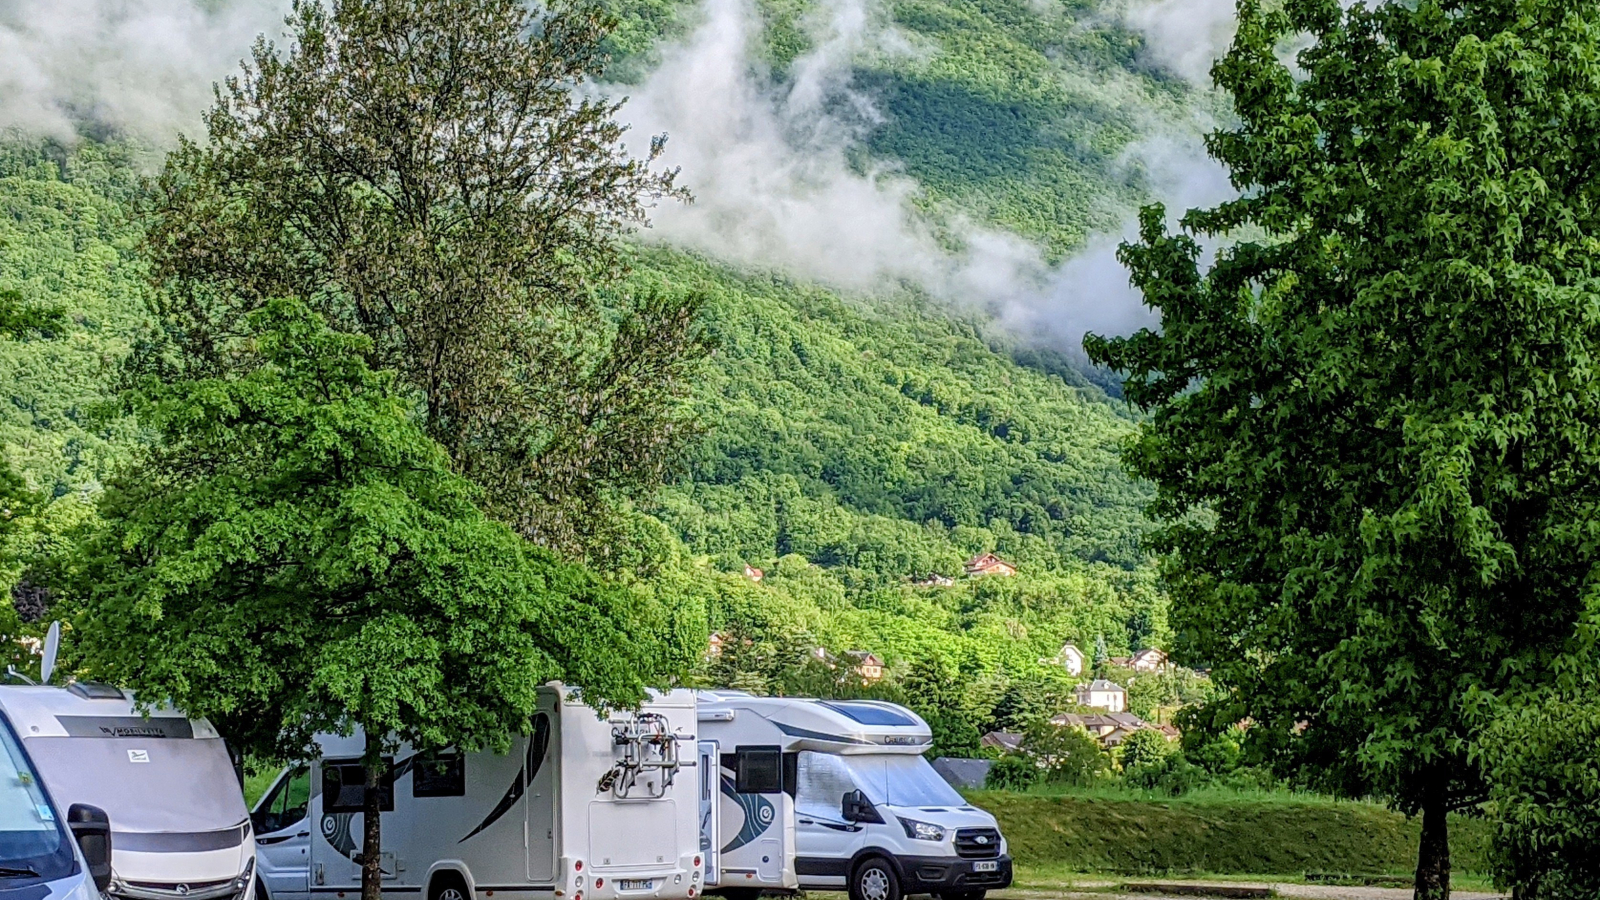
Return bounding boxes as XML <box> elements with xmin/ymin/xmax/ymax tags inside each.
<box><xmin>963</xmin><ymin>552</ymin><xmax>1017</xmax><ymax>577</ymax></box>
<box><xmin>743</xmin><ymin>564</ymin><xmax>764</xmax><ymax>582</ymax></box>
<box><xmin>914</xmin><ymin>573</ymin><xmax>955</xmax><ymax>587</ymax></box>
<box><xmin>845</xmin><ymin>650</ymin><xmax>885</xmax><ymax>682</ymax></box>
<box><xmin>1044</xmin><ymin>641</ymin><xmax>1086</xmax><ymax>676</ymax></box>
<box><xmin>707</xmin><ymin>632</ymin><xmax>726</xmax><ymax>658</ymax></box>
<box><xmin>980</xmin><ymin>731</ymin><xmax>1024</xmax><ymax>753</ymax></box>
<box><xmin>1074</xmin><ymin>678</ymin><xmax>1128</xmax><ymax>713</ymax></box>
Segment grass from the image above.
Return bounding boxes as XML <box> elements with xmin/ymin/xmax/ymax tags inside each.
<box><xmin>966</xmin><ymin>789</ymin><xmax>1494</xmax><ymax>880</ymax></box>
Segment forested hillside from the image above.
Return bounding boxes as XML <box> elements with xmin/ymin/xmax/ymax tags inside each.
<box><xmin>0</xmin><ymin>0</ymin><xmax>1215</xmax><ymax>742</ymax></box>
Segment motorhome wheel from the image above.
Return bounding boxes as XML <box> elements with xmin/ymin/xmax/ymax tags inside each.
<box><xmin>850</xmin><ymin>859</ymin><xmax>900</xmax><ymax>900</ymax></box>
<box><xmin>428</xmin><ymin>873</ymin><xmax>469</xmax><ymax>900</ymax></box>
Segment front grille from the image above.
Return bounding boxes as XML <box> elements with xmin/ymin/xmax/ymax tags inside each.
<box><xmin>114</xmin><ymin>878</ymin><xmax>239</xmax><ymax>900</ymax></box>
<box><xmin>954</xmin><ymin>827</ymin><xmax>1001</xmax><ymax>859</ymax></box>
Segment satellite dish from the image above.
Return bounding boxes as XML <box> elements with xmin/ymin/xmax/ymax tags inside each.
<box><xmin>40</xmin><ymin>621</ymin><xmax>61</xmax><ymax>686</ymax></box>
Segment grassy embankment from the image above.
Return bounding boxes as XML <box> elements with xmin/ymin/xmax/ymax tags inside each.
<box><xmin>969</xmin><ymin>789</ymin><xmax>1493</xmax><ymax>880</ymax></box>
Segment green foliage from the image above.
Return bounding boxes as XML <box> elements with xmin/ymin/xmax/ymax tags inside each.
<box><xmin>971</xmin><ymin>791</ymin><xmax>1494</xmax><ymax>876</ymax></box>
<box><xmin>1481</xmin><ymin>699</ymin><xmax>1600</xmax><ymax>899</ymax></box>
<box><xmin>986</xmin><ymin>753</ymin><xmax>1041</xmax><ymax>791</ymax></box>
<box><xmin>1124</xmin><ymin>666</ymin><xmax>1213</xmax><ymax>720</ymax></box>
<box><xmin>1022</xmin><ymin>721</ymin><xmax>1110</xmax><ymax>787</ymax></box>
<box><xmin>1118</xmin><ymin>728</ymin><xmax>1170</xmax><ymax>770</ymax></box>
<box><xmin>1086</xmin><ymin>0</ymin><xmax>1600</xmax><ymax>892</ymax></box>
<box><xmin>66</xmin><ymin>300</ymin><xmax>670</xmax><ymax>758</ymax></box>
<box><xmin>149</xmin><ymin>0</ymin><xmax>704</xmax><ymax>557</ymax></box>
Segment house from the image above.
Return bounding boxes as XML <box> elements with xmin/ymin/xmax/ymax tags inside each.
<box><xmin>1129</xmin><ymin>648</ymin><xmax>1169</xmax><ymax>672</ymax></box>
<box><xmin>914</xmin><ymin>573</ymin><xmax>955</xmax><ymax>587</ymax></box>
<box><xmin>1052</xmin><ymin>711</ymin><xmax>1146</xmax><ymax>739</ymax></box>
<box><xmin>1047</xmin><ymin>642</ymin><xmax>1085</xmax><ymax>677</ymax></box>
<box><xmin>980</xmin><ymin>731</ymin><xmax>1024</xmax><ymax>753</ymax></box>
<box><xmin>1074</xmin><ymin>678</ymin><xmax>1128</xmax><ymax>713</ymax></box>
<box><xmin>707</xmin><ymin>632</ymin><xmax>727</xmax><ymax>658</ymax></box>
<box><xmin>1100</xmin><ymin>726</ymin><xmax>1145</xmax><ymax>749</ymax></box>
<box><xmin>1155</xmin><ymin>723</ymin><xmax>1182</xmax><ymax>741</ymax></box>
<box><xmin>743</xmin><ymin>564</ymin><xmax>764</xmax><ymax>582</ymax></box>
<box><xmin>845</xmin><ymin>650</ymin><xmax>884</xmax><ymax>683</ymax></box>
<box><xmin>963</xmin><ymin>552</ymin><xmax>1017</xmax><ymax>578</ymax></box>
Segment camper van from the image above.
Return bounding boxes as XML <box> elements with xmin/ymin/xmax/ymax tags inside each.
<box><xmin>695</xmin><ymin>692</ymin><xmax>1011</xmax><ymax>900</ymax></box>
<box><xmin>0</xmin><ymin>703</ymin><xmax>114</xmax><ymax>900</ymax></box>
<box><xmin>0</xmin><ymin>684</ymin><xmax>257</xmax><ymax>900</ymax></box>
<box><xmin>251</xmin><ymin>686</ymin><xmax>703</xmax><ymax>900</ymax></box>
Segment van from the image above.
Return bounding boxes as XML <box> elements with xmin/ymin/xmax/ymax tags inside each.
<box><xmin>695</xmin><ymin>692</ymin><xmax>1011</xmax><ymax>900</ymax></box>
<box><xmin>0</xmin><ymin>684</ymin><xmax>237</xmax><ymax>900</ymax></box>
<box><xmin>252</xmin><ymin>685</ymin><xmax>704</xmax><ymax>900</ymax></box>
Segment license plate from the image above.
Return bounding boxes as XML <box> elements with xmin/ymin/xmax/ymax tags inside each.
<box><xmin>973</xmin><ymin>861</ymin><xmax>998</xmax><ymax>873</ymax></box>
<box><xmin>618</xmin><ymin>880</ymin><xmax>654</xmax><ymax>891</ymax></box>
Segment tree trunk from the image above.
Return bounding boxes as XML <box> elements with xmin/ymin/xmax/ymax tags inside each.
<box><xmin>361</xmin><ymin>732</ymin><xmax>384</xmax><ymax>900</ymax></box>
<box><xmin>1414</xmin><ymin>789</ymin><xmax>1451</xmax><ymax>900</ymax></box>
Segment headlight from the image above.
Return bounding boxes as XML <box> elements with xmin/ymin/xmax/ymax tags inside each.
<box><xmin>234</xmin><ymin>857</ymin><xmax>256</xmax><ymax>893</ymax></box>
<box><xmin>897</xmin><ymin>818</ymin><xmax>945</xmax><ymax>842</ymax></box>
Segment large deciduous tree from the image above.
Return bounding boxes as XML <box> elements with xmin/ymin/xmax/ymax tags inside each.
<box><xmin>71</xmin><ymin>300</ymin><xmax>667</xmax><ymax>900</ymax></box>
<box><xmin>1085</xmin><ymin>1</ymin><xmax>1600</xmax><ymax>897</ymax></box>
<box><xmin>147</xmin><ymin>0</ymin><xmax>706</xmax><ymax>556</ymax></box>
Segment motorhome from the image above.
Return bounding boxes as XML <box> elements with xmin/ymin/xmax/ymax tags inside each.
<box><xmin>0</xmin><ymin>701</ymin><xmax>114</xmax><ymax>900</ymax></box>
<box><xmin>694</xmin><ymin>693</ymin><xmax>1011</xmax><ymax>900</ymax></box>
<box><xmin>0</xmin><ymin>684</ymin><xmax>256</xmax><ymax>900</ymax></box>
<box><xmin>251</xmin><ymin>685</ymin><xmax>703</xmax><ymax>900</ymax></box>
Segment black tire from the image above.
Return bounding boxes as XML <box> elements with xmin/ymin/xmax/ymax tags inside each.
<box><xmin>713</xmin><ymin>890</ymin><xmax>764</xmax><ymax>900</ymax></box>
<box><xmin>428</xmin><ymin>873</ymin><xmax>470</xmax><ymax>900</ymax></box>
<box><xmin>941</xmin><ymin>892</ymin><xmax>986</xmax><ymax>900</ymax></box>
<box><xmin>254</xmin><ymin>877</ymin><xmax>271</xmax><ymax>900</ymax></box>
<box><xmin>850</xmin><ymin>858</ymin><xmax>901</xmax><ymax>900</ymax></box>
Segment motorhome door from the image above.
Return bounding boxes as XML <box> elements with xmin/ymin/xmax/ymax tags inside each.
<box><xmin>697</xmin><ymin>741</ymin><xmax>720</xmax><ymax>886</ymax></box>
<box><xmin>252</xmin><ymin>765</ymin><xmax>313</xmax><ymax>900</ymax></box>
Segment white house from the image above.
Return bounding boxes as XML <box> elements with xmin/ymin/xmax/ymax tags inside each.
<box><xmin>1129</xmin><ymin>648</ymin><xmax>1169</xmax><ymax>672</ymax></box>
<box><xmin>1075</xmin><ymin>678</ymin><xmax>1128</xmax><ymax>713</ymax></box>
<box><xmin>1048</xmin><ymin>642</ymin><xmax>1086</xmax><ymax>676</ymax></box>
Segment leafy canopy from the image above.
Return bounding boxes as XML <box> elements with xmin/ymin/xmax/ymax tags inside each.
<box><xmin>1087</xmin><ymin>0</ymin><xmax>1600</xmax><ymax>893</ymax></box>
<box><xmin>69</xmin><ymin>299</ymin><xmax>666</xmax><ymax>758</ymax></box>
<box><xmin>148</xmin><ymin>0</ymin><xmax>706</xmax><ymax>555</ymax></box>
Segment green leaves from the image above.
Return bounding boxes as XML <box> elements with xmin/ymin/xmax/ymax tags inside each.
<box><xmin>72</xmin><ymin>299</ymin><xmax>658</xmax><ymax>759</ymax></box>
<box><xmin>1087</xmin><ymin>0</ymin><xmax>1600</xmax><ymax>888</ymax></box>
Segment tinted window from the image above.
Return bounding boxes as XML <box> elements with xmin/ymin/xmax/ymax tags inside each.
<box><xmin>819</xmin><ymin>702</ymin><xmax>919</xmax><ymax>727</ymax></box>
<box><xmin>412</xmin><ymin>752</ymin><xmax>464</xmax><ymax>798</ymax></box>
<box><xmin>322</xmin><ymin>760</ymin><xmax>394</xmax><ymax>813</ymax></box>
<box><xmin>0</xmin><ymin>716</ymin><xmax>77</xmax><ymax>885</ymax></box>
<box><xmin>734</xmin><ymin>747</ymin><xmax>782</xmax><ymax>794</ymax></box>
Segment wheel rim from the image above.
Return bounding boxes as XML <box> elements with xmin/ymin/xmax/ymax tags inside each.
<box><xmin>860</xmin><ymin>867</ymin><xmax>891</xmax><ymax>900</ymax></box>
<box><xmin>439</xmin><ymin>888</ymin><xmax>467</xmax><ymax>900</ymax></box>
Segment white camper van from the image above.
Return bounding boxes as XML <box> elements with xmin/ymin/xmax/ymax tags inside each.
<box><xmin>0</xmin><ymin>704</ymin><xmax>113</xmax><ymax>900</ymax></box>
<box><xmin>0</xmin><ymin>684</ymin><xmax>257</xmax><ymax>900</ymax></box>
<box><xmin>695</xmin><ymin>693</ymin><xmax>1011</xmax><ymax>900</ymax></box>
<box><xmin>251</xmin><ymin>686</ymin><xmax>704</xmax><ymax>900</ymax></box>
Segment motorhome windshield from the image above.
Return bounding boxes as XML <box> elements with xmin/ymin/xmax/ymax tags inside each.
<box><xmin>0</xmin><ymin>718</ymin><xmax>77</xmax><ymax>885</ymax></box>
<box><xmin>27</xmin><ymin>735</ymin><xmax>248</xmax><ymax>838</ymax></box>
<box><xmin>843</xmin><ymin>755</ymin><xmax>964</xmax><ymax>808</ymax></box>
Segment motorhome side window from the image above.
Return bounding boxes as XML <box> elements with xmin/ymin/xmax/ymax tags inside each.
<box><xmin>732</xmin><ymin>746</ymin><xmax>783</xmax><ymax>794</ymax></box>
<box><xmin>254</xmin><ymin>764</ymin><xmax>312</xmax><ymax>834</ymax></box>
<box><xmin>412</xmin><ymin>750</ymin><xmax>465</xmax><ymax>798</ymax></box>
<box><xmin>322</xmin><ymin>758</ymin><xmax>396</xmax><ymax>813</ymax></box>
<box><xmin>795</xmin><ymin>751</ymin><xmax>857</xmax><ymax>821</ymax></box>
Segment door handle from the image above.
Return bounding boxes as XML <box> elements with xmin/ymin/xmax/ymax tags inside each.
<box><xmin>258</xmin><ymin>833</ymin><xmax>309</xmax><ymax>845</ymax></box>
<box><xmin>798</xmin><ymin>819</ymin><xmax>814</xmax><ymax>825</ymax></box>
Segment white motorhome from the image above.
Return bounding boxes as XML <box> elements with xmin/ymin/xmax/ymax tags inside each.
<box><xmin>694</xmin><ymin>693</ymin><xmax>1011</xmax><ymax>900</ymax></box>
<box><xmin>0</xmin><ymin>684</ymin><xmax>257</xmax><ymax>900</ymax></box>
<box><xmin>251</xmin><ymin>686</ymin><xmax>704</xmax><ymax>900</ymax></box>
<box><xmin>0</xmin><ymin>702</ymin><xmax>113</xmax><ymax>900</ymax></box>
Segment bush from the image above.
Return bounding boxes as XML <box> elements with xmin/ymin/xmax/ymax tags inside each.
<box><xmin>986</xmin><ymin>752</ymin><xmax>1042</xmax><ymax>791</ymax></box>
<box><xmin>1125</xmin><ymin>752</ymin><xmax>1206</xmax><ymax>797</ymax></box>
<box><xmin>1023</xmin><ymin>721</ymin><xmax>1112</xmax><ymax>787</ymax></box>
<box><xmin>1481</xmin><ymin>700</ymin><xmax>1600</xmax><ymax>899</ymax></box>
<box><xmin>1118</xmin><ymin>728</ymin><xmax>1172</xmax><ymax>770</ymax></box>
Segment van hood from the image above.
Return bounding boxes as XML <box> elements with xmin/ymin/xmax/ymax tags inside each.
<box><xmin>882</xmin><ymin>804</ymin><xmax>1000</xmax><ymax>829</ymax></box>
<box><xmin>112</xmin><ymin>842</ymin><xmax>253</xmax><ymax>885</ymax></box>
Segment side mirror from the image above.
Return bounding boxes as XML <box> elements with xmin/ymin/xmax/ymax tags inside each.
<box><xmin>841</xmin><ymin>790</ymin><xmax>881</xmax><ymax>825</ymax></box>
<box><xmin>68</xmin><ymin>804</ymin><xmax>113</xmax><ymax>892</ymax></box>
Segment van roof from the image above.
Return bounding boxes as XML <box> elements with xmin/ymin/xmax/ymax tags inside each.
<box><xmin>0</xmin><ymin>685</ymin><xmax>215</xmax><ymax>739</ymax></box>
<box><xmin>695</xmin><ymin>693</ymin><xmax>933</xmax><ymax>754</ymax></box>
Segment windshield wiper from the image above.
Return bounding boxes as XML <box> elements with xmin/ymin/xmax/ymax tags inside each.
<box><xmin>0</xmin><ymin>867</ymin><xmax>39</xmax><ymax>878</ymax></box>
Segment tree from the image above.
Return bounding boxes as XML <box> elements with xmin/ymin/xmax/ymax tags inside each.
<box><xmin>147</xmin><ymin>0</ymin><xmax>707</xmax><ymax>556</ymax></box>
<box><xmin>1480</xmin><ymin>696</ymin><xmax>1600</xmax><ymax>899</ymax></box>
<box><xmin>1020</xmin><ymin>720</ymin><xmax>1109</xmax><ymax>787</ymax></box>
<box><xmin>1084</xmin><ymin>1</ymin><xmax>1600</xmax><ymax>897</ymax></box>
<box><xmin>69</xmin><ymin>300</ymin><xmax>668</xmax><ymax>900</ymax></box>
<box><xmin>1091</xmin><ymin>633</ymin><xmax>1109</xmax><ymax>676</ymax></box>
<box><xmin>0</xmin><ymin>287</ymin><xmax>62</xmax><ymax>642</ymax></box>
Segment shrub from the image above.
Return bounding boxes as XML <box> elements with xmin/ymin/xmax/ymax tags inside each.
<box><xmin>986</xmin><ymin>752</ymin><xmax>1042</xmax><ymax>791</ymax></box>
<box><xmin>1119</xmin><ymin>728</ymin><xmax>1172</xmax><ymax>770</ymax></box>
<box><xmin>1024</xmin><ymin>721</ymin><xmax>1112</xmax><ymax>787</ymax></box>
